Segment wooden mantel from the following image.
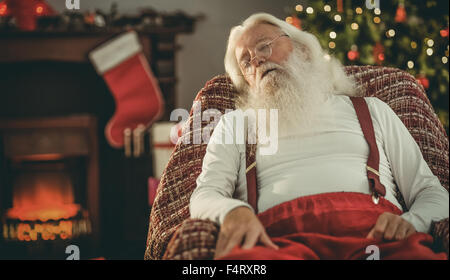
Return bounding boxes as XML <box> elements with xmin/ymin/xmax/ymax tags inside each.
<box><xmin>0</xmin><ymin>27</ymin><xmax>191</xmax><ymax>62</ymax></box>
<box><xmin>1</xmin><ymin>32</ymin><xmax>152</xmax><ymax>63</ymax></box>
<box><xmin>0</xmin><ymin>26</ymin><xmax>195</xmax><ymax>120</ymax></box>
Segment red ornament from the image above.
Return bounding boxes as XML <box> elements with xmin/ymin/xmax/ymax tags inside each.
<box><xmin>440</xmin><ymin>28</ymin><xmax>449</xmax><ymax>38</ymax></box>
<box><xmin>292</xmin><ymin>16</ymin><xmax>302</xmax><ymax>30</ymax></box>
<box><xmin>84</xmin><ymin>12</ymin><xmax>96</xmax><ymax>25</ymax></box>
<box><xmin>337</xmin><ymin>0</ymin><xmax>343</xmax><ymax>13</ymax></box>
<box><xmin>1</xmin><ymin>0</ymin><xmax>55</xmax><ymax>31</ymax></box>
<box><xmin>395</xmin><ymin>3</ymin><xmax>407</xmax><ymax>23</ymax></box>
<box><xmin>373</xmin><ymin>42</ymin><xmax>385</xmax><ymax>65</ymax></box>
<box><xmin>416</xmin><ymin>75</ymin><xmax>430</xmax><ymax>90</ymax></box>
<box><xmin>347</xmin><ymin>50</ymin><xmax>359</xmax><ymax>61</ymax></box>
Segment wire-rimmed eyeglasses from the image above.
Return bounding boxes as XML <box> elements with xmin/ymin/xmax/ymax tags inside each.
<box><xmin>238</xmin><ymin>34</ymin><xmax>289</xmax><ymax>76</ymax></box>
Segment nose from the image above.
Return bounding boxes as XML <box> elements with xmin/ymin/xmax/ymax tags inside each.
<box><xmin>251</xmin><ymin>56</ymin><xmax>266</xmax><ymax>67</ymax></box>
<box><xmin>248</xmin><ymin>50</ymin><xmax>266</xmax><ymax>71</ymax></box>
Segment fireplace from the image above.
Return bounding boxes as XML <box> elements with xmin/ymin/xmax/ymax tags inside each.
<box><xmin>0</xmin><ymin>25</ymin><xmax>196</xmax><ymax>259</ymax></box>
<box><xmin>0</xmin><ymin>115</ymin><xmax>99</xmax><ymax>259</ymax></box>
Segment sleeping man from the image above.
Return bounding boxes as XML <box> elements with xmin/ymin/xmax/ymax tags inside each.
<box><xmin>189</xmin><ymin>13</ymin><xmax>449</xmax><ymax>260</ymax></box>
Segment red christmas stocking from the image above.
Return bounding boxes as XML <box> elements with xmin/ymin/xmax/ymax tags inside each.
<box><xmin>89</xmin><ymin>30</ymin><xmax>164</xmax><ymax>148</ymax></box>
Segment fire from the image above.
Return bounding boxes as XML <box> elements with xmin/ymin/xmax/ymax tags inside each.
<box><xmin>16</xmin><ymin>221</ymin><xmax>73</xmax><ymax>241</ymax></box>
<box><xmin>6</xmin><ymin>172</ymin><xmax>80</xmax><ymax>222</ymax></box>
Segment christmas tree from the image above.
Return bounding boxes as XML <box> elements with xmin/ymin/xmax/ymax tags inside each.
<box><xmin>286</xmin><ymin>0</ymin><xmax>449</xmax><ymax>132</ymax></box>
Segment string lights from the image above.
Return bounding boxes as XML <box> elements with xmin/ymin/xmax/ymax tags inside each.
<box><xmin>286</xmin><ymin>1</ymin><xmax>449</xmax><ymax>68</ymax></box>
<box><xmin>286</xmin><ymin>0</ymin><xmax>449</xmax><ymax>130</ymax></box>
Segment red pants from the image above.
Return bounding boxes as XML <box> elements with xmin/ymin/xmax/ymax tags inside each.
<box><xmin>218</xmin><ymin>192</ymin><xmax>447</xmax><ymax>260</ymax></box>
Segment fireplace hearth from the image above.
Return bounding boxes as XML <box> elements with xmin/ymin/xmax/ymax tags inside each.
<box><xmin>0</xmin><ymin>115</ymin><xmax>99</xmax><ymax>259</ymax></box>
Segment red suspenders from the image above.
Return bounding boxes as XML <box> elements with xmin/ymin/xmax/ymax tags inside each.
<box><xmin>245</xmin><ymin>97</ymin><xmax>386</xmax><ymax>213</ymax></box>
<box><xmin>349</xmin><ymin>97</ymin><xmax>386</xmax><ymax>203</ymax></box>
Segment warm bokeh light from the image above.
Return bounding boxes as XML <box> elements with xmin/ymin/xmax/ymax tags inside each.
<box><xmin>0</xmin><ymin>2</ymin><xmax>7</xmax><ymax>16</ymax></box>
<box><xmin>35</xmin><ymin>4</ymin><xmax>44</xmax><ymax>15</ymax></box>
<box><xmin>347</xmin><ymin>50</ymin><xmax>359</xmax><ymax>61</ymax></box>
<box><xmin>387</xmin><ymin>29</ymin><xmax>396</xmax><ymax>37</ymax></box>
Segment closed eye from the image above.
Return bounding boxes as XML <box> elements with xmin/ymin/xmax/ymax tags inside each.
<box><xmin>239</xmin><ymin>53</ymin><xmax>250</xmax><ymax>66</ymax></box>
<box><xmin>240</xmin><ymin>61</ymin><xmax>251</xmax><ymax>69</ymax></box>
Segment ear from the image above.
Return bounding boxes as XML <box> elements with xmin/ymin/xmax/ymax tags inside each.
<box><xmin>290</xmin><ymin>41</ymin><xmax>312</xmax><ymax>63</ymax></box>
<box><xmin>297</xmin><ymin>43</ymin><xmax>312</xmax><ymax>62</ymax></box>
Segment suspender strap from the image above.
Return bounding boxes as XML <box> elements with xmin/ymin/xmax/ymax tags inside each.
<box><xmin>350</xmin><ymin>97</ymin><xmax>386</xmax><ymax>201</ymax></box>
<box><xmin>245</xmin><ymin>144</ymin><xmax>258</xmax><ymax>213</ymax></box>
<box><xmin>244</xmin><ymin>97</ymin><xmax>387</xmax><ymax>212</ymax></box>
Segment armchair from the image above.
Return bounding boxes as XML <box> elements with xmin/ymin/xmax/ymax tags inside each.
<box><xmin>144</xmin><ymin>66</ymin><xmax>449</xmax><ymax>260</ymax></box>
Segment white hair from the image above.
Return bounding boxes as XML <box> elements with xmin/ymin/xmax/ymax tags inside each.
<box><xmin>224</xmin><ymin>13</ymin><xmax>358</xmax><ymax>96</ymax></box>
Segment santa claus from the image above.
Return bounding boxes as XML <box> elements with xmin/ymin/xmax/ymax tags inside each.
<box><xmin>189</xmin><ymin>13</ymin><xmax>449</xmax><ymax>260</ymax></box>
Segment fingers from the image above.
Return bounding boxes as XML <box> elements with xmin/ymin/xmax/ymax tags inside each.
<box><xmin>366</xmin><ymin>213</ymin><xmax>390</xmax><ymax>240</ymax></box>
<box><xmin>383</xmin><ymin>216</ymin><xmax>401</xmax><ymax>240</ymax></box>
<box><xmin>241</xmin><ymin>228</ymin><xmax>260</xmax><ymax>249</ymax></box>
<box><xmin>215</xmin><ymin>230</ymin><xmax>245</xmax><ymax>259</ymax></box>
<box><xmin>393</xmin><ymin>222</ymin><xmax>409</xmax><ymax>240</ymax></box>
<box><xmin>214</xmin><ymin>231</ymin><xmax>230</xmax><ymax>259</ymax></box>
<box><xmin>367</xmin><ymin>212</ymin><xmax>417</xmax><ymax>241</ymax></box>
<box><xmin>216</xmin><ymin>227</ymin><xmax>278</xmax><ymax>259</ymax></box>
<box><xmin>405</xmin><ymin>226</ymin><xmax>417</xmax><ymax>238</ymax></box>
<box><xmin>222</xmin><ymin>232</ymin><xmax>245</xmax><ymax>257</ymax></box>
<box><xmin>260</xmin><ymin>230</ymin><xmax>279</xmax><ymax>250</ymax></box>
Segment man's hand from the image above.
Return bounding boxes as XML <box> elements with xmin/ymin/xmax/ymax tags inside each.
<box><xmin>366</xmin><ymin>212</ymin><xmax>416</xmax><ymax>241</ymax></box>
<box><xmin>214</xmin><ymin>206</ymin><xmax>279</xmax><ymax>259</ymax></box>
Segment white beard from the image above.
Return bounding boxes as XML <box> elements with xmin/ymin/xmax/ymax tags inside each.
<box><xmin>236</xmin><ymin>46</ymin><xmax>334</xmax><ymax>137</ymax></box>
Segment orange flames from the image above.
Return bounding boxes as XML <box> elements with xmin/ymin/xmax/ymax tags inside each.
<box><xmin>16</xmin><ymin>221</ymin><xmax>73</xmax><ymax>241</ymax></box>
<box><xmin>6</xmin><ymin>172</ymin><xmax>80</xmax><ymax>222</ymax></box>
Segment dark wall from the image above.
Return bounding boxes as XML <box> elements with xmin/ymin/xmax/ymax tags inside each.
<box><xmin>0</xmin><ymin>61</ymin><xmax>152</xmax><ymax>259</ymax></box>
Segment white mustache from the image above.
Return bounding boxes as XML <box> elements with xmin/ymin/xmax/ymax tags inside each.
<box><xmin>256</xmin><ymin>62</ymin><xmax>284</xmax><ymax>80</ymax></box>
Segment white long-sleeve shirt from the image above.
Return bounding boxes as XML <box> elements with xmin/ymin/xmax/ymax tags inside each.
<box><xmin>189</xmin><ymin>94</ymin><xmax>449</xmax><ymax>233</ymax></box>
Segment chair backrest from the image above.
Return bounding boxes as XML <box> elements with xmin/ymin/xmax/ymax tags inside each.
<box><xmin>144</xmin><ymin>65</ymin><xmax>449</xmax><ymax>260</ymax></box>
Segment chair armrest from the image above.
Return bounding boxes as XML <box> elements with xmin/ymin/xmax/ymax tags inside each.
<box><xmin>431</xmin><ymin>217</ymin><xmax>449</xmax><ymax>256</ymax></box>
<box><xmin>163</xmin><ymin>218</ymin><xmax>219</xmax><ymax>260</ymax></box>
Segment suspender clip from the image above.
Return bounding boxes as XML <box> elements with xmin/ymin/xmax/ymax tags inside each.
<box><xmin>372</xmin><ymin>192</ymin><xmax>380</xmax><ymax>205</ymax></box>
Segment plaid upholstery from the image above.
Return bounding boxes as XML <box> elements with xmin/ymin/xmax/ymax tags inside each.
<box><xmin>144</xmin><ymin>66</ymin><xmax>449</xmax><ymax>260</ymax></box>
